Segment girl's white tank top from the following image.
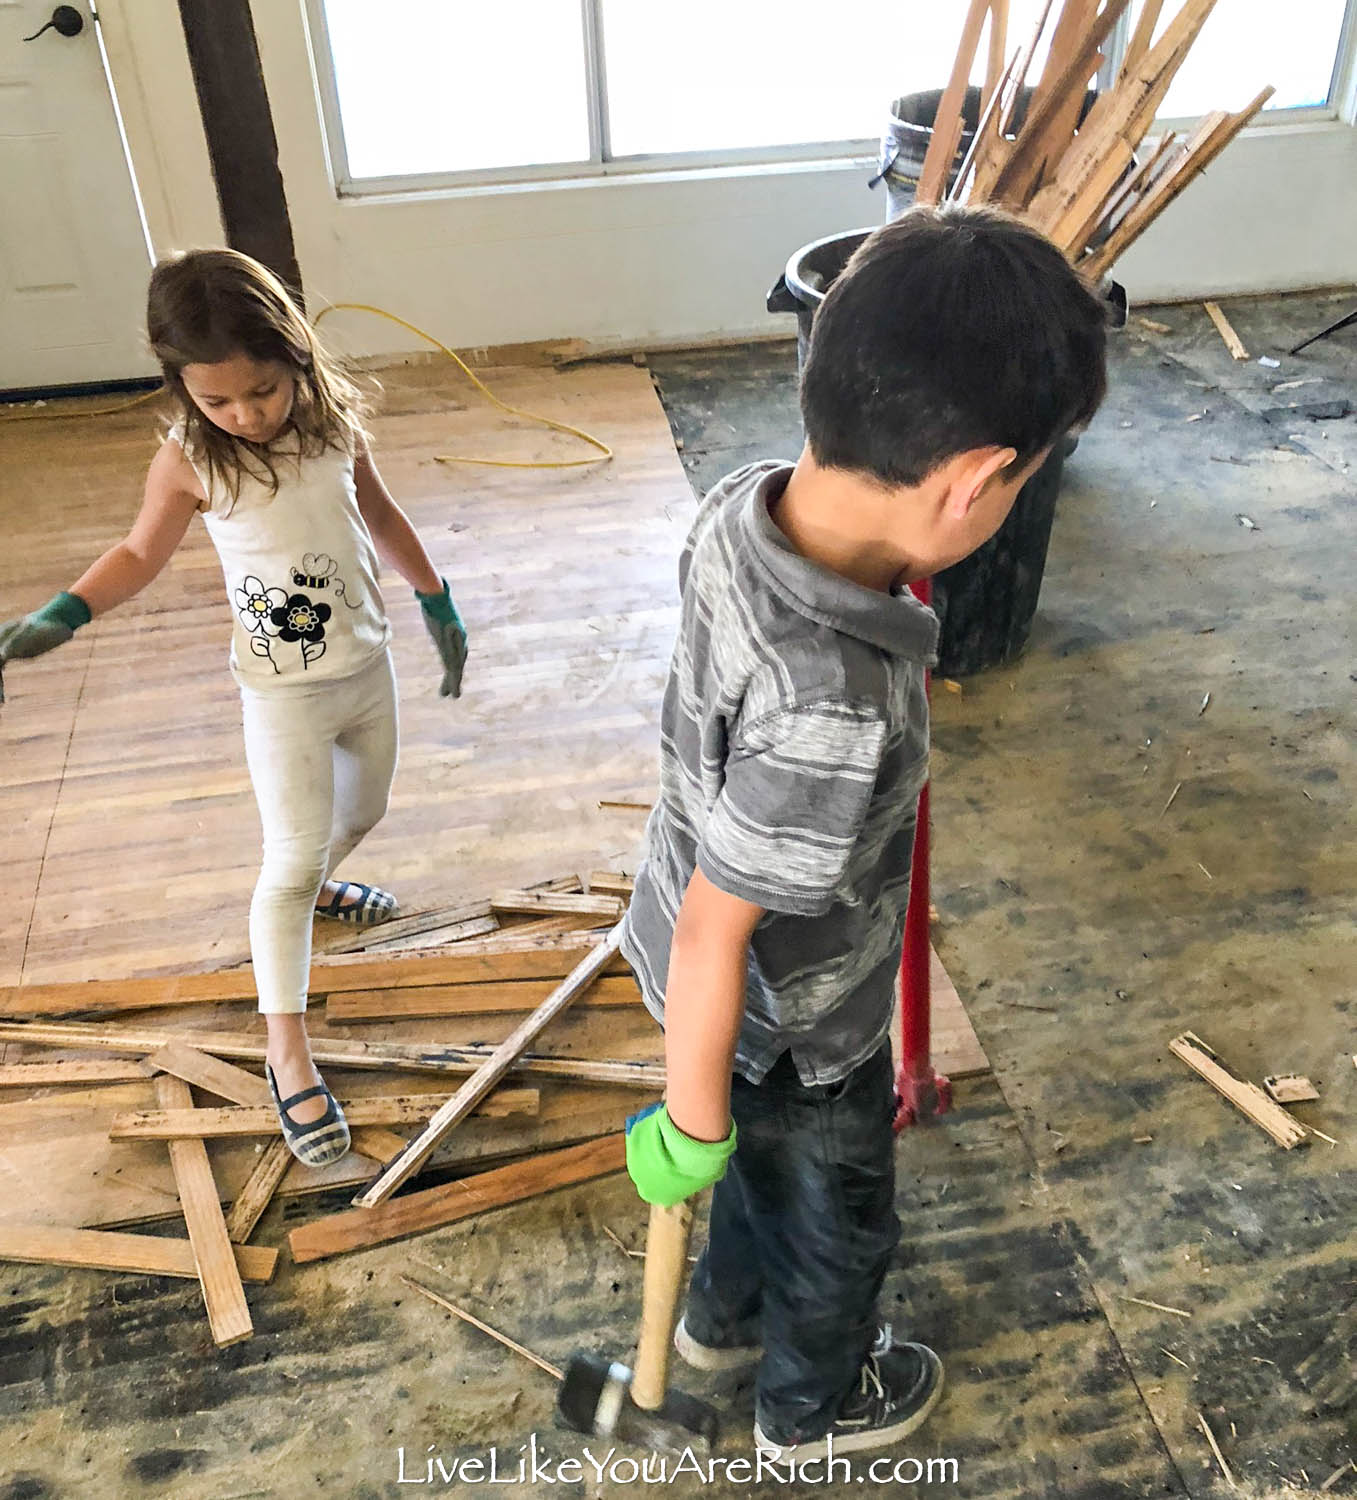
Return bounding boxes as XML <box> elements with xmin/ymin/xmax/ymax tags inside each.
<box><xmin>170</xmin><ymin>426</ymin><xmax>390</xmax><ymax>691</ymax></box>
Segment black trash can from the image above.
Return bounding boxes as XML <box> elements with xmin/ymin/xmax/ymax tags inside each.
<box><xmin>767</xmin><ymin>228</ymin><xmax>1068</xmax><ymax>679</ymax></box>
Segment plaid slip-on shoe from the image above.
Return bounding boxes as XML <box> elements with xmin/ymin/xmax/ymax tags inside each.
<box><xmin>265</xmin><ymin>1063</ymin><xmax>352</xmax><ymax>1167</ymax></box>
<box><xmin>314</xmin><ymin>880</ymin><xmax>398</xmax><ymax>926</ymax></box>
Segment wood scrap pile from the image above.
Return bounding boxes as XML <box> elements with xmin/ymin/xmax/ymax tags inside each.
<box><xmin>0</xmin><ymin>869</ymin><xmax>990</xmax><ymax>1348</ymax></box>
<box><xmin>917</xmin><ymin>0</ymin><xmax>1273</xmax><ymax>279</ymax></box>
<box><xmin>0</xmin><ymin>873</ymin><xmax>650</xmax><ymax>1345</ymax></box>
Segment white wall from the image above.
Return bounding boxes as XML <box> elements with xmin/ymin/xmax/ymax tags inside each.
<box><xmin>104</xmin><ymin>0</ymin><xmax>1357</xmax><ymax>360</ymax></box>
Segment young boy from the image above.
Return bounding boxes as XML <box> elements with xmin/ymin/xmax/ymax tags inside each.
<box><xmin>620</xmin><ymin>204</ymin><xmax>1108</xmax><ymax>1460</ymax></box>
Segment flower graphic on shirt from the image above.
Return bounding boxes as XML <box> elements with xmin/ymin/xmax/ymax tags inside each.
<box><xmin>235</xmin><ymin>576</ymin><xmax>287</xmax><ymax>635</ymax></box>
<box><xmin>270</xmin><ymin>592</ymin><xmax>331</xmax><ymax>644</ymax></box>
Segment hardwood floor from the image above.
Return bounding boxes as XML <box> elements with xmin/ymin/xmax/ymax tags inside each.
<box><xmin>1</xmin><ymin>360</ymin><xmax>693</xmax><ymax>987</ymax></box>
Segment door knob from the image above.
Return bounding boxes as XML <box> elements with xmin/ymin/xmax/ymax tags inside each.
<box><xmin>23</xmin><ymin>6</ymin><xmax>85</xmax><ymax>41</ymax></box>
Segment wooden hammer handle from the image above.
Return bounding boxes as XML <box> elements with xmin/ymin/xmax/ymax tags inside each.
<box><xmin>630</xmin><ymin>1199</ymin><xmax>693</xmax><ymax>1410</ymax></box>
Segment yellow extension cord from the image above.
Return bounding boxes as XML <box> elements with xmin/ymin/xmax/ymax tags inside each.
<box><xmin>0</xmin><ymin>300</ymin><xmax>614</xmax><ymax>470</ymax></box>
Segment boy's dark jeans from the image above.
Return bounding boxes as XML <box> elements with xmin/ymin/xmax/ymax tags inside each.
<box><xmin>682</xmin><ymin>1043</ymin><xmax>900</xmax><ymax>1444</ymax></box>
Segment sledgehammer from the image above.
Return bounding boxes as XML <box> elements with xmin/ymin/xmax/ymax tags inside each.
<box><xmin>557</xmin><ymin>1198</ymin><xmax>719</xmax><ymax>1455</ymax></box>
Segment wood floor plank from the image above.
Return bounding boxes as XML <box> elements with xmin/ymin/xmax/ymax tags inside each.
<box><xmin>222</xmin><ymin>1140</ymin><xmax>291</xmax><ymax>1245</ymax></box>
<box><xmin>0</xmin><ymin>1021</ymin><xmax>663</xmax><ymax>1087</ymax></box>
<box><xmin>325</xmin><ymin>973</ymin><xmax>641</xmax><ymax>1024</ymax></box>
<box><xmin>112</xmin><ymin>1088</ymin><xmax>540</xmax><ymax>1139</ymax></box>
<box><xmin>289</xmin><ymin>1134</ymin><xmax>626</xmax><ymax>1263</ymax></box>
<box><xmin>0</xmin><ymin>944</ymin><xmax>632</xmax><ymax>1017</ymax></box>
<box><xmin>154</xmin><ymin>1074</ymin><xmax>253</xmax><ymax>1346</ymax></box>
<box><xmin>0</xmin><ymin>1223</ymin><xmax>277</xmax><ymax>1281</ymax></box>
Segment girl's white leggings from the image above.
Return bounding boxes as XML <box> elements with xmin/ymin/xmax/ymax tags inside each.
<box><xmin>240</xmin><ymin>649</ymin><xmax>398</xmax><ymax>1014</ymax></box>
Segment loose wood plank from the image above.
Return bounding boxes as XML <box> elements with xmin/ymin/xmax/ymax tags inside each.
<box><xmin>0</xmin><ymin>1223</ymin><xmax>277</xmax><ymax>1281</ymax></box>
<box><xmin>949</xmin><ymin>45</ymin><xmax>1021</xmax><ymax>203</ymax></box>
<box><xmin>0</xmin><ymin>943</ymin><xmax>631</xmax><ymax>1019</ymax></box>
<box><xmin>222</xmin><ymin>1140</ymin><xmax>291</xmax><ymax>1243</ymax></box>
<box><xmin>990</xmin><ymin>0</ymin><xmax>1129</xmax><ymax>206</ymax></box>
<box><xmin>1041</xmin><ymin>136</ymin><xmax>1135</xmax><ymax>246</ymax></box>
<box><xmin>325</xmin><ymin>973</ymin><xmax>641</xmax><ymax>1025</ymax></box>
<box><xmin>0</xmin><ymin>1059</ymin><xmax>155</xmax><ymax>1087</ymax></box>
<box><xmin>289</xmin><ymin>1134</ymin><xmax>626</xmax><ymax>1263</ymax></box>
<box><xmin>1169</xmin><ymin>1031</ymin><xmax>1309</xmax><ymax>1149</ymax></box>
<box><xmin>318</xmin><ymin>901</ymin><xmax>496</xmax><ymax>956</ymax></box>
<box><xmin>112</xmin><ymin>1088</ymin><xmax>540</xmax><ymax>1140</ymax></box>
<box><xmin>1045</xmin><ymin>0</ymin><xmax>1220</xmax><ymax>216</ymax></box>
<box><xmin>1080</xmin><ymin>89</ymin><xmax>1272</xmax><ymax>280</ymax></box>
<box><xmin>916</xmin><ymin>0</ymin><xmax>993</xmax><ymax>205</ymax></box>
<box><xmin>586</xmin><ymin>871</ymin><xmax>634</xmax><ymax>899</ymax></box>
<box><xmin>983</xmin><ymin>0</ymin><xmax>1010</xmax><ymax>109</ymax></box>
<box><xmin>353</xmin><ymin>927</ymin><xmax>625</xmax><ymax>1207</ymax></box>
<box><xmin>1203</xmin><ymin>300</ymin><xmax>1249</xmax><ymax>360</ymax></box>
<box><xmin>1119</xmin><ymin>0</ymin><xmax>1165</xmax><ymax>79</ymax></box>
<box><xmin>155</xmin><ymin>1074</ymin><xmax>253</xmax><ymax>1345</ymax></box>
<box><xmin>5</xmin><ymin>1021</ymin><xmax>663</xmax><ymax>1088</ymax></box>
<box><xmin>357</xmin><ymin>916</ymin><xmax>501</xmax><ymax>955</ymax></box>
<box><xmin>490</xmin><ymin>890</ymin><xmax>624</xmax><ymax>921</ymax></box>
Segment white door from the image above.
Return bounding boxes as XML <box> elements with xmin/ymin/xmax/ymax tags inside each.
<box><xmin>0</xmin><ymin>1</ymin><xmax>155</xmax><ymax>390</ymax></box>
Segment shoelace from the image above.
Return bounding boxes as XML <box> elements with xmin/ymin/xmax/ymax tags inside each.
<box><xmin>858</xmin><ymin>1355</ymin><xmax>887</xmax><ymax>1404</ymax></box>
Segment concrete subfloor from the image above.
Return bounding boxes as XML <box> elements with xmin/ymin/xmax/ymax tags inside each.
<box><xmin>3</xmin><ymin>292</ymin><xmax>1355</xmax><ymax>1499</ymax></box>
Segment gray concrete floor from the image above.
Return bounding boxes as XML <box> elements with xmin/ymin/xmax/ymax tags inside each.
<box><xmin>2</xmin><ymin>292</ymin><xmax>1354</xmax><ymax>1499</ymax></box>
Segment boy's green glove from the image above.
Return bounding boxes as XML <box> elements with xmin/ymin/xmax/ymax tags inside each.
<box><xmin>0</xmin><ymin>592</ymin><xmax>90</xmax><ymax>704</ymax></box>
<box><xmin>415</xmin><ymin>578</ymin><xmax>467</xmax><ymax>699</ymax></box>
<box><xmin>625</xmin><ymin>1101</ymin><xmax>737</xmax><ymax>1207</ymax></box>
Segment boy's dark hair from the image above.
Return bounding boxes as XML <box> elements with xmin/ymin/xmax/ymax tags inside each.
<box><xmin>800</xmin><ymin>204</ymin><xmax>1108</xmax><ymax>486</ymax></box>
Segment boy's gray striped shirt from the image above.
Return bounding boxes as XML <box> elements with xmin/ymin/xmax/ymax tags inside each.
<box><xmin>621</xmin><ymin>461</ymin><xmax>939</xmax><ymax>1087</ymax></box>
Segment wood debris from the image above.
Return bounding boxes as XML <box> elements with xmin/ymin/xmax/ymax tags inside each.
<box><xmin>1262</xmin><ymin>1074</ymin><xmax>1319</xmax><ymax>1104</ymax></box>
<box><xmin>1197</xmin><ymin>1410</ymin><xmax>1238</xmax><ymax>1491</ymax></box>
<box><xmin>402</xmin><ymin>1275</ymin><xmax>562</xmax><ymax>1381</ymax></box>
<box><xmin>351</xmin><ymin>927</ymin><xmax>627</xmax><ymax>1207</ymax></box>
<box><xmin>1170</xmin><ymin>1031</ymin><xmax>1309</xmax><ymax>1148</ymax></box>
<box><xmin>155</xmin><ymin>1072</ymin><xmax>253</xmax><ymax>1347</ymax></box>
<box><xmin>924</xmin><ymin>0</ymin><xmax>1272</xmax><ymax>278</ymax></box>
<box><xmin>0</xmin><ymin>860</ymin><xmax>990</xmax><ymax>1356</ymax></box>
<box><xmin>0</xmin><ymin>1225</ymin><xmax>277</xmax><ymax>1283</ymax></box>
<box><xmin>290</xmin><ymin>1135</ymin><xmax>627</xmax><ymax>1263</ymax></box>
<box><xmin>1203</xmin><ymin>301</ymin><xmax>1250</xmax><ymax>360</ymax></box>
<box><xmin>1118</xmin><ymin>1292</ymin><xmax>1193</xmax><ymax>1319</ymax></box>
<box><xmin>0</xmin><ymin>868</ymin><xmax>648</xmax><ymax>1346</ymax></box>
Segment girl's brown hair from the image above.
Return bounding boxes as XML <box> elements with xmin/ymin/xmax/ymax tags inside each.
<box><xmin>147</xmin><ymin>248</ymin><xmax>368</xmax><ymax>504</ymax></box>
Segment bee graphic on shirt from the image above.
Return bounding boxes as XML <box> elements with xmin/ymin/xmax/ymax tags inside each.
<box><xmin>286</xmin><ymin>552</ymin><xmax>362</xmax><ymax>612</ymax></box>
<box><xmin>291</xmin><ymin>553</ymin><xmax>338</xmax><ymax>591</ymax></box>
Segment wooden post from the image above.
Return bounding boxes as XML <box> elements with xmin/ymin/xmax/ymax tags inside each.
<box><xmin>175</xmin><ymin>0</ymin><xmax>303</xmax><ymax>301</ymax></box>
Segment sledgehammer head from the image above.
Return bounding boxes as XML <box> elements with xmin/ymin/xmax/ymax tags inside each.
<box><xmin>556</xmin><ymin>1352</ymin><xmax>718</xmax><ymax>1456</ymax></box>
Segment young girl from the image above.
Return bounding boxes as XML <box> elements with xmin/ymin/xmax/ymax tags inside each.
<box><xmin>0</xmin><ymin>249</ymin><xmax>467</xmax><ymax>1168</ymax></box>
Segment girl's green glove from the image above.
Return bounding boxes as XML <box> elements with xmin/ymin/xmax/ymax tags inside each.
<box><xmin>624</xmin><ymin>1101</ymin><xmax>737</xmax><ymax>1207</ymax></box>
<box><xmin>415</xmin><ymin>578</ymin><xmax>467</xmax><ymax>699</ymax></box>
<box><xmin>0</xmin><ymin>592</ymin><xmax>90</xmax><ymax>704</ymax></box>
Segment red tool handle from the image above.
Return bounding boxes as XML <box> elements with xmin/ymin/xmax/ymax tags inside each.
<box><xmin>894</xmin><ymin>577</ymin><xmax>951</xmax><ymax>1130</ymax></box>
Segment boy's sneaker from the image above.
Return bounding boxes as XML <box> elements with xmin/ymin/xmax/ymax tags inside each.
<box><xmin>752</xmin><ymin>1335</ymin><xmax>944</xmax><ymax>1461</ymax></box>
<box><xmin>673</xmin><ymin>1314</ymin><xmax>762</xmax><ymax>1372</ymax></box>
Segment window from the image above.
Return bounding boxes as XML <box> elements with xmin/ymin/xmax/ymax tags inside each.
<box><xmin>308</xmin><ymin>0</ymin><xmax>1357</xmax><ymax>193</ymax></box>
<box><xmin>1133</xmin><ymin>0</ymin><xmax>1352</xmax><ymax>116</ymax></box>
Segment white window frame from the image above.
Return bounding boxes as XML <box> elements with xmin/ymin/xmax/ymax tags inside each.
<box><xmin>305</xmin><ymin>0</ymin><xmax>1357</xmax><ymax>198</ymax></box>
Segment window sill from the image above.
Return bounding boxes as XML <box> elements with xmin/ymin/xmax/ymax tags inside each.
<box><xmin>334</xmin><ymin>115</ymin><xmax>1355</xmax><ymax>207</ymax></box>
